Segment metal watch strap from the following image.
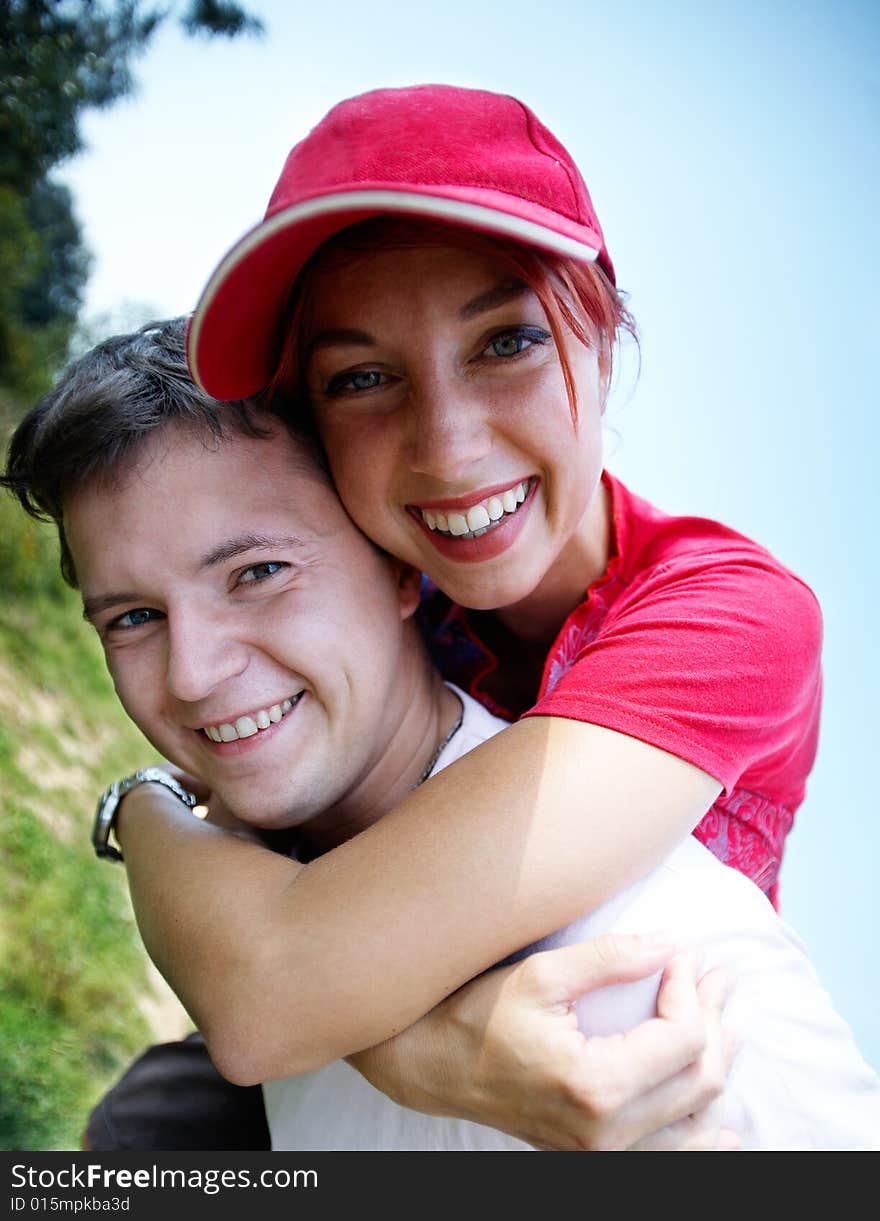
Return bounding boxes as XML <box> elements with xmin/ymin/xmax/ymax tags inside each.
<box><xmin>92</xmin><ymin>767</ymin><xmax>197</xmax><ymax>862</ymax></box>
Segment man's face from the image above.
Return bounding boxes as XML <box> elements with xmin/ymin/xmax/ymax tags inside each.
<box><xmin>65</xmin><ymin>420</ymin><xmax>420</xmax><ymax>830</ymax></box>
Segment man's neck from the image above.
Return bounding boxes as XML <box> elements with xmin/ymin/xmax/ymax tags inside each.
<box><xmin>300</xmin><ymin>661</ymin><xmax>463</xmax><ymax>857</ymax></box>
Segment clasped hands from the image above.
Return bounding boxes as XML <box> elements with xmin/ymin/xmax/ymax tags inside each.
<box><xmin>158</xmin><ymin>766</ymin><xmax>738</xmax><ymax>1151</ymax></box>
<box><xmin>350</xmin><ymin>934</ymin><xmax>738</xmax><ymax>1151</ymax></box>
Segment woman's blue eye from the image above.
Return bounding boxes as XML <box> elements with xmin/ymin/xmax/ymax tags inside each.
<box><xmin>491</xmin><ymin>334</ymin><xmax>529</xmax><ymax>357</ymax></box>
<box><xmin>239</xmin><ymin>561</ymin><xmax>286</xmax><ymax>585</ymax></box>
<box><xmin>327</xmin><ymin>369</ymin><xmax>385</xmax><ymax>395</ymax></box>
<box><xmin>484</xmin><ymin>328</ymin><xmax>550</xmax><ymax>359</ymax></box>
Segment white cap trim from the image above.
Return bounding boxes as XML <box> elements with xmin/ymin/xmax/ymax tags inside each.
<box><xmin>189</xmin><ymin>189</ymin><xmax>601</xmax><ymax>389</ymax></box>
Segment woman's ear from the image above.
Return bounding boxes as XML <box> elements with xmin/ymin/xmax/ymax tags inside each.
<box><xmin>393</xmin><ymin>561</ymin><xmax>424</xmax><ymax>620</ymax></box>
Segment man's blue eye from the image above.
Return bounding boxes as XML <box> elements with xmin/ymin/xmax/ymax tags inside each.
<box><xmin>113</xmin><ymin>608</ymin><xmax>159</xmax><ymax>629</ymax></box>
<box><xmin>240</xmin><ymin>561</ymin><xmax>285</xmax><ymax>584</ymax></box>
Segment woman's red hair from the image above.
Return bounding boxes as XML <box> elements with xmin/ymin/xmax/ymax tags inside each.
<box><xmin>268</xmin><ymin>218</ymin><xmax>636</xmax><ymax>423</ymax></box>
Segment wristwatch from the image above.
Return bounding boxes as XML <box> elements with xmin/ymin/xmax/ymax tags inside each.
<box><xmin>92</xmin><ymin>767</ymin><xmax>197</xmax><ymax>862</ymax></box>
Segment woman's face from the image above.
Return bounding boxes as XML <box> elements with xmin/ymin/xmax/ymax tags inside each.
<box><xmin>302</xmin><ymin>242</ymin><xmax>607</xmax><ymax>612</ymax></box>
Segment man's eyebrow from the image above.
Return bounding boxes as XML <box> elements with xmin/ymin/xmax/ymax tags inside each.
<box><xmin>459</xmin><ymin>279</ymin><xmax>530</xmax><ymax>320</ymax></box>
<box><xmin>81</xmin><ymin>535</ymin><xmax>307</xmax><ymax>621</ymax></box>
<box><xmin>199</xmin><ymin>533</ymin><xmax>307</xmax><ymax>570</ymax></box>
<box><xmin>82</xmin><ymin>593</ymin><xmax>143</xmax><ymax>621</ymax></box>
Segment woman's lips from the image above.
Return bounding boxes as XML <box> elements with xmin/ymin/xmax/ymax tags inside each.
<box><xmin>408</xmin><ymin>479</ymin><xmax>537</xmax><ymax>563</ymax></box>
<box><xmin>411</xmin><ymin>477</ymin><xmax>534</xmax><ymax>514</ymax></box>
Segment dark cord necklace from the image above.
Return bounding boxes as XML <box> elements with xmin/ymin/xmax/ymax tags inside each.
<box><xmin>413</xmin><ymin>701</ymin><xmax>465</xmax><ymax>789</ymax></box>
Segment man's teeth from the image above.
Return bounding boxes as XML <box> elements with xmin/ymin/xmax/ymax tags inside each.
<box><xmin>421</xmin><ymin>480</ymin><xmax>530</xmax><ymax>538</ymax></box>
<box><xmin>203</xmin><ymin>696</ymin><xmax>299</xmax><ymax>743</ymax></box>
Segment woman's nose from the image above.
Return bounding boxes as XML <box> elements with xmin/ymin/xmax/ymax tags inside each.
<box><xmin>165</xmin><ymin>610</ymin><xmax>248</xmax><ymax>705</ymax></box>
<box><xmin>405</xmin><ymin>378</ymin><xmax>493</xmax><ymax>482</ymax></box>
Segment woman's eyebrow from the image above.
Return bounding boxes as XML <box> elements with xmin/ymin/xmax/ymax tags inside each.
<box><xmin>306</xmin><ymin>327</ymin><xmax>375</xmax><ymax>356</ymax></box>
<box><xmin>459</xmin><ymin>280</ymin><xmax>530</xmax><ymax>320</ymax></box>
<box><xmin>306</xmin><ymin>281</ymin><xmax>531</xmax><ymax>356</ymax></box>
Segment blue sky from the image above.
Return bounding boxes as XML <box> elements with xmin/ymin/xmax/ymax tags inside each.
<box><xmin>59</xmin><ymin>1</ymin><xmax>879</xmax><ymax>1069</ymax></box>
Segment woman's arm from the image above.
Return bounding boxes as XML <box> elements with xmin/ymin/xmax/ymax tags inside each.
<box><xmin>118</xmin><ymin>716</ymin><xmax>720</xmax><ymax>1083</ymax></box>
<box><xmin>348</xmin><ymin>936</ymin><xmax>736</xmax><ymax>1151</ymax></box>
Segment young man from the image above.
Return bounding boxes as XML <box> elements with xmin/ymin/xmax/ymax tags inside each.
<box><xmin>5</xmin><ymin>320</ymin><xmax>879</xmax><ymax>1151</ymax></box>
<box><xmin>7</xmin><ymin>318</ymin><xmax>718</xmax><ymax>1153</ymax></box>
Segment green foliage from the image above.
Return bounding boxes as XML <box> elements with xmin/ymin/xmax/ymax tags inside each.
<box><xmin>0</xmin><ymin>0</ymin><xmax>262</xmax><ymax>408</ymax></box>
<box><xmin>0</xmin><ymin>2</ymin><xmax>158</xmax><ymax>189</ymax></box>
<box><xmin>20</xmin><ymin>179</ymin><xmax>91</xmax><ymax>330</ymax></box>
<box><xmin>0</xmin><ymin>470</ymin><xmax>72</xmax><ymax>604</ymax></box>
<box><xmin>0</xmin><ymin>801</ymin><xmax>151</xmax><ymax>1150</ymax></box>
<box><xmin>182</xmin><ymin>0</ymin><xmax>264</xmax><ymax>38</ymax></box>
<box><xmin>0</xmin><ymin>486</ymin><xmax>177</xmax><ymax>1151</ymax></box>
<box><xmin>0</xmin><ymin>0</ymin><xmax>265</xmax><ymax>1147</ymax></box>
<box><xmin>0</xmin><ymin>182</ymin><xmax>88</xmax><ymax>408</ymax></box>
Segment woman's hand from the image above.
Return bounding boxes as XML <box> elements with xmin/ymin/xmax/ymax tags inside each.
<box><xmin>348</xmin><ymin>934</ymin><xmax>738</xmax><ymax>1151</ymax></box>
<box><xmin>114</xmin><ymin>717</ymin><xmax>725</xmax><ymax>1083</ymax></box>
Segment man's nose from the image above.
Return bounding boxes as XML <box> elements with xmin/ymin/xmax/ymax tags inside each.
<box><xmin>405</xmin><ymin>376</ymin><xmax>493</xmax><ymax>482</ymax></box>
<box><xmin>165</xmin><ymin>610</ymin><xmax>248</xmax><ymax>705</ymax></box>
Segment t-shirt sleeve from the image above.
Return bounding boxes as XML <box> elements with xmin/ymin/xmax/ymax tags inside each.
<box><xmin>523</xmin><ymin>551</ymin><xmax>823</xmax><ymax>803</ymax></box>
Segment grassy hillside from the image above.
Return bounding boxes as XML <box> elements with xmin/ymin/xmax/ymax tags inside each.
<box><xmin>0</xmin><ymin>488</ymin><xmax>188</xmax><ymax>1150</ymax></box>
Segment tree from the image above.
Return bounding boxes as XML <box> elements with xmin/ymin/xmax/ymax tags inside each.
<box><xmin>0</xmin><ymin>1</ymin><xmax>262</xmax><ymax>409</ymax></box>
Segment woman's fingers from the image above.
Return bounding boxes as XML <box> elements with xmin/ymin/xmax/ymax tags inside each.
<box><xmin>563</xmin><ymin>954</ymin><xmax>715</xmax><ymax>1104</ymax></box>
<box><xmin>630</xmin><ymin>1115</ymin><xmax>741</xmax><ymax>1152</ymax></box>
<box><xmin>694</xmin><ymin>962</ymin><xmax>737</xmax><ymax>1011</ymax></box>
<box><xmin>514</xmin><ymin>932</ymin><xmax>677</xmax><ymax>1008</ymax></box>
<box><xmin>467</xmin><ymin>942</ymin><xmax>736</xmax><ymax>1150</ymax></box>
<box><xmin>381</xmin><ymin>937</ymin><xmax>739</xmax><ymax>1151</ymax></box>
<box><xmin>656</xmin><ymin>952</ymin><xmax>733</xmax><ymax>1027</ymax></box>
<box><xmin>592</xmin><ymin>961</ymin><xmax>740</xmax><ymax>1149</ymax></box>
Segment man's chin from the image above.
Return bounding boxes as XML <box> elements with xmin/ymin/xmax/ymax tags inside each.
<box><xmin>219</xmin><ymin>794</ymin><xmax>312</xmax><ymax>836</ymax></box>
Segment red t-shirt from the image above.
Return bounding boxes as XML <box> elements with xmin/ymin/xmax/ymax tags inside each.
<box><xmin>417</xmin><ymin>472</ymin><xmax>822</xmax><ymax>906</ymax></box>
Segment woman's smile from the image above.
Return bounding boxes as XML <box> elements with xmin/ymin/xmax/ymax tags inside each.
<box><xmin>303</xmin><ymin>240</ymin><xmax>611</xmax><ymax>618</ymax></box>
<box><xmin>406</xmin><ymin>476</ymin><xmax>539</xmax><ymax>563</ymax></box>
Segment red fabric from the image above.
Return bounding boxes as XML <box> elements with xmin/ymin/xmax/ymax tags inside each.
<box><xmin>418</xmin><ymin>473</ymin><xmax>822</xmax><ymax>905</ymax></box>
<box><xmin>189</xmin><ymin>84</ymin><xmax>613</xmax><ymax>401</ymax></box>
<box><xmin>264</xmin><ymin>86</ymin><xmax>608</xmax><ymax>265</ymax></box>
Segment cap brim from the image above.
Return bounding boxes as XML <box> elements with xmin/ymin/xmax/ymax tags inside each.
<box><xmin>188</xmin><ymin>188</ymin><xmax>605</xmax><ymax>401</ymax></box>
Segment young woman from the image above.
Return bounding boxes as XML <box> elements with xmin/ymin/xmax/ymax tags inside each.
<box><xmin>127</xmin><ymin>84</ymin><xmax>823</xmax><ymax>1147</ymax></box>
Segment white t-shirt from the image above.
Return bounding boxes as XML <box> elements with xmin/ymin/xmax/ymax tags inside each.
<box><xmin>263</xmin><ymin>687</ymin><xmax>880</xmax><ymax>1151</ymax></box>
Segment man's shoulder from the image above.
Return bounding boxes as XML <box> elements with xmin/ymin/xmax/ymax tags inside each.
<box><xmin>430</xmin><ymin>684</ymin><xmax>510</xmax><ymax>777</ymax></box>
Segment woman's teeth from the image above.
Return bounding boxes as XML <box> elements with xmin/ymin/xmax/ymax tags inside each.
<box><xmin>420</xmin><ymin>480</ymin><xmax>530</xmax><ymax>539</ymax></box>
<box><xmin>202</xmin><ymin>695</ymin><xmax>301</xmax><ymax>743</ymax></box>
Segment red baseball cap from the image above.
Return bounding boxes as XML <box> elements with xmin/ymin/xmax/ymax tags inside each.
<box><xmin>187</xmin><ymin>84</ymin><xmax>614</xmax><ymax>401</ymax></box>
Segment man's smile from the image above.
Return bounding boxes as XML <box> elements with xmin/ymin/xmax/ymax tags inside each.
<box><xmin>199</xmin><ymin>692</ymin><xmax>303</xmax><ymax>743</ymax></box>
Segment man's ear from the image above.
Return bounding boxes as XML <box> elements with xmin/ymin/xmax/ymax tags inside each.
<box><xmin>392</xmin><ymin>561</ymin><xmax>423</xmax><ymax>620</ymax></box>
